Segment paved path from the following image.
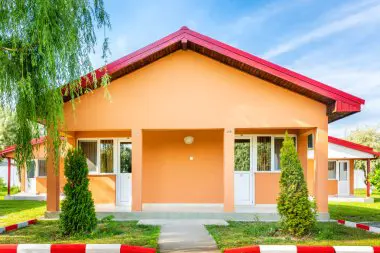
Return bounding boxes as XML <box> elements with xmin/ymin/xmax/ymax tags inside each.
<box><xmin>139</xmin><ymin>219</ymin><xmax>227</xmax><ymax>253</ymax></box>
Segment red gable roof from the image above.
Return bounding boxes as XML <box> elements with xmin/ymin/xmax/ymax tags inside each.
<box><xmin>0</xmin><ymin>137</ymin><xmax>46</xmax><ymax>157</ymax></box>
<box><xmin>62</xmin><ymin>26</ymin><xmax>365</xmax><ymax>123</ymax></box>
<box><xmin>328</xmin><ymin>136</ymin><xmax>380</xmax><ymax>157</ymax></box>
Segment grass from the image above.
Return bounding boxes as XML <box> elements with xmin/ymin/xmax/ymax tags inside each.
<box><xmin>0</xmin><ymin>187</ymin><xmax>46</xmax><ymax>227</ymax></box>
<box><xmin>328</xmin><ymin>189</ymin><xmax>380</xmax><ymax>222</ymax></box>
<box><xmin>0</xmin><ymin>220</ymin><xmax>160</xmax><ymax>248</ymax></box>
<box><xmin>207</xmin><ymin>221</ymin><xmax>380</xmax><ymax>250</ymax></box>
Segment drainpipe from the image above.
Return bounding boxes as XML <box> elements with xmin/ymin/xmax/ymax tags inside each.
<box><xmin>366</xmin><ymin>159</ymin><xmax>371</xmax><ymax>198</ymax></box>
<box><xmin>7</xmin><ymin>157</ymin><xmax>11</xmax><ymax>196</ymax></box>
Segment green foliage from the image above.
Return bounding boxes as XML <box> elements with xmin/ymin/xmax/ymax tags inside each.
<box><xmin>0</xmin><ymin>0</ymin><xmax>110</xmax><ymax>169</ymax></box>
<box><xmin>347</xmin><ymin>126</ymin><xmax>380</xmax><ymax>185</ymax></box>
<box><xmin>0</xmin><ymin>108</ymin><xmax>17</xmax><ymax>150</ymax></box>
<box><xmin>277</xmin><ymin>132</ymin><xmax>316</xmax><ymax>236</ymax></box>
<box><xmin>120</xmin><ymin>144</ymin><xmax>132</xmax><ymax>173</ymax></box>
<box><xmin>370</xmin><ymin>161</ymin><xmax>380</xmax><ymax>192</ymax></box>
<box><xmin>234</xmin><ymin>140</ymin><xmax>250</xmax><ymax>171</ymax></box>
<box><xmin>60</xmin><ymin>148</ymin><xmax>97</xmax><ymax>235</ymax></box>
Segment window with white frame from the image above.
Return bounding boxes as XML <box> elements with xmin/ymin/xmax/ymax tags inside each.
<box><xmin>78</xmin><ymin>139</ymin><xmax>115</xmax><ymax>174</ymax></box>
<box><xmin>100</xmin><ymin>140</ymin><xmax>114</xmax><ymax>173</ymax></box>
<box><xmin>237</xmin><ymin>135</ymin><xmax>297</xmax><ymax>172</ymax></box>
<box><xmin>38</xmin><ymin>159</ymin><xmax>47</xmax><ymax>177</ymax></box>
<box><xmin>328</xmin><ymin>161</ymin><xmax>337</xmax><ymax>180</ymax></box>
<box><xmin>27</xmin><ymin>160</ymin><xmax>36</xmax><ymax>178</ymax></box>
<box><xmin>78</xmin><ymin>140</ymin><xmax>98</xmax><ymax>172</ymax></box>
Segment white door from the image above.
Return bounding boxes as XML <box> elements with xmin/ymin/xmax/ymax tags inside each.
<box><xmin>26</xmin><ymin>160</ymin><xmax>36</xmax><ymax>193</ymax></box>
<box><xmin>338</xmin><ymin>161</ymin><xmax>349</xmax><ymax>196</ymax></box>
<box><xmin>116</xmin><ymin>140</ymin><xmax>132</xmax><ymax>206</ymax></box>
<box><xmin>234</xmin><ymin>138</ymin><xmax>253</xmax><ymax>205</ymax></box>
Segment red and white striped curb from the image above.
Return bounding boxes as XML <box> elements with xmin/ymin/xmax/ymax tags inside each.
<box><xmin>0</xmin><ymin>219</ymin><xmax>37</xmax><ymax>234</ymax></box>
<box><xmin>337</xmin><ymin>220</ymin><xmax>380</xmax><ymax>234</ymax></box>
<box><xmin>0</xmin><ymin>244</ymin><xmax>156</xmax><ymax>253</ymax></box>
<box><xmin>224</xmin><ymin>245</ymin><xmax>380</xmax><ymax>253</ymax></box>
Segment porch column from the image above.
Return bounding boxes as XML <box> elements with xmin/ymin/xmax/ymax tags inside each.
<box><xmin>132</xmin><ymin>129</ymin><xmax>142</xmax><ymax>211</ymax></box>
<box><xmin>366</xmin><ymin>159</ymin><xmax>371</xmax><ymax>197</ymax></box>
<box><xmin>223</xmin><ymin>128</ymin><xmax>235</xmax><ymax>212</ymax></box>
<box><xmin>7</xmin><ymin>157</ymin><xmax>11</xmax><ymax>196</ymax></box>
<box><xmin>46</xmin><ymin>135</ymin><xmax>60</xmax><ymax>212</ymax></box>
<box><xmin>314</xmin><ymin>127</ymin><xmax>328</xmax><ymax>218</ymax></box>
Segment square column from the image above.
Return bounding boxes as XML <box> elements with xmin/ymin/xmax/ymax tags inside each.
<box><xmin>314</xmin><ymin>127</ymin><xmax>329</xmax><ymax>217</ymax></box>
<box><xmin>46</xmin><ymin>136</ymin><xmax>60</xmax><ymax>212</ymax></box>
<box><xmin>132</xmin><ymin>129</ymin><xmax>143</xmax><ymax>211</ymax></box>
<box><xmin>224</xmin><ymin>128</ymin><xmax>235</xmax><ymax>212</ymax></box>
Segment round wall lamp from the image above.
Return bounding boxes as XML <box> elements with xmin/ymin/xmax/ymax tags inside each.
<box><xmin>184</xmin><ymin>136</ymin><xmax>194</xmax><ymax>145</ymax></box>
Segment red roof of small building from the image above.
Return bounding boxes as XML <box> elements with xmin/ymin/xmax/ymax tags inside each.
<box><xmin>62</xmin><ymin>26</ymin><xmax>365</xmax><ymax>123</ymax></box>
<box><xmin>328</xmin><ymin>136</ymin><xmax>380</xmax><ymax>157</ymax></box>
<box><xmin>0</xmin><ymin>137</ymin><xmax>46</xmax><ymax>157</ymax></box>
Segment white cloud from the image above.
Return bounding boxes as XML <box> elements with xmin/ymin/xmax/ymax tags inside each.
<box><xmin>262</xmin><ymin>1</ymin><xmax>380</xmax><ymax>59</ymax></box>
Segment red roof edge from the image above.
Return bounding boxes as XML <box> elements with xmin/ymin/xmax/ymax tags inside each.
<box><xmin>328</xmin><ymin>136</ymin><xmax>380</xmax><ymax>157</ymax></box>
<box><xmin>0</xmin><ymin>137</ymin><xmax>47</xmax><ymax>157</ymax></box>
<box><xmin>61</xmin><ymin>26</ymin><xmax>365</xmax><ymax>120</ymax></box>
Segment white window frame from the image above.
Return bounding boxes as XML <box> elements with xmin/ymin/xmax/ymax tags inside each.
<box><xmin>328</xmin><ymin>160</ymin><xmax>338</xmax><ymax>180</ymax></box>
<box><xmin>37</xmin><ymin>159</ymin><xmax>47</xmax><ymax>178</ymax></box>
<box><xmin>236</xmin><ymin>134</ymin><xmax>297</xmax><ymax>173</ymax></box>
<box><xmin>77</xmin><ymin>138</ymin><xmax>118</xmax><ymax>175</ymax></box>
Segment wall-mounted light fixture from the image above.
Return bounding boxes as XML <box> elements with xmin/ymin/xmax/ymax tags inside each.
<box><xmin>184</xmin><ymin>136</ymin><xmax>194</xmax><ymax>145</ymax></box>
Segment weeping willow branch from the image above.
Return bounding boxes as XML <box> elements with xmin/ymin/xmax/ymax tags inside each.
<box><xmin>0</xmin><ymin>0</ymin><xmax>111</xmax><ymax>171</ymax></box>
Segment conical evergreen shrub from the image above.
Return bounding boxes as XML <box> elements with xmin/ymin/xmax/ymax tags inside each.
<box><xmin>60</xmin><ymin>148</ymin><xmax>97</xmax><ymax>235</ymax></box>
<box><xmin>277</xmin><ymin>132</ymin><xmax>316</xmax><ymax>236</ymax></box>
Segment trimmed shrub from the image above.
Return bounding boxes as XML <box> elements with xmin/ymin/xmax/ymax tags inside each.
<box><xmin>370</xmin><ymin>160</ymin><xmax>380</xmax><ymax>192</ymax></box>
<box><xmin>277</xmin><ymin>132</ymin><xmax>316</xmax><ymax>236</ymax></box>
<box><xmin>60</xmin><ymin>148</ymin><xmax>97</xmax><ymax>235</ymax></box>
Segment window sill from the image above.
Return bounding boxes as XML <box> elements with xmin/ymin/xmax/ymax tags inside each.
<box><xmin>88</xmin><ymin>173</ymin><xmax>117</xmax><ymax>176</ymax></box>
<box><xmin>255</xmin><ymin>171</ymin><xmax>281</xmax><ymax>173</ymax></box>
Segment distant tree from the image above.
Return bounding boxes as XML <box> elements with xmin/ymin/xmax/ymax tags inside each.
<box><xmin>277</xmin><ymin>132</ymin><xmax>316</xmax><ymax>236</ymax></box>
<box><xmin>346</xmin><ymin>126</ymin><xmax>380</xmax><ymax>187</ymax></box>
<box><xmin>370</xmin><ymin>161</ymin><xmax>380</xmax><ymax>192</ymax></box>
<box><xmin>0</xmin><ymin>108</ymin><xmax>17</xmax><ymax>150</ymax></box>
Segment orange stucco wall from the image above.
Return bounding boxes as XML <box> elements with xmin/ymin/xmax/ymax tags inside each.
<box><xmin>328</xmin><ymin>180</ymin><xmax>338</xmax><ymax>195</ymax></box>
<box><xmin>36</xmin><ymin>177</ymin><xmax>47</xmax><ymax>194</ymax></box>
<box><xmin>255</xmin><ymin>173</ymin><xmax>281</xmax><ymax>204</ymax></box>
<box><xmin>88</xmin><ymin>175</ymin><xmax>116</xmax><ymax>204</ymax></box>
<box><xmin>59</xmin><ymin>50</ymin><xmax>329</xmax><ymax>211</ymax></box>
<box><xmin>63</xmin><ymin>51</ymin><xmax>327</xmax><ymax>131</ymax></box>
<box><xmin>307</xmin><ymin>159</ymin><xmax>315</xmax><ymax>196</ymax></box>
<box><xmin>142</xmin><ymin>129</ymin><xmax>224</xmax><ymax>203</ymax></box>
<box><xmin>350</xmin><ymin>160</ymin><xmax>354</xmax><ymax>195</ymax></box>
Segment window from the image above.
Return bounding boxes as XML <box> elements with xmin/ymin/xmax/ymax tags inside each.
<box><xmin>27</xmin><ymin>160</ymin><xmax>36</xmax><ymax>178</ymax></box>
<box><xmin>274</xmin><ymin>138</ymin><xmax>284</xmax><ymax>171</ymax></box>
<box><xmin>328</xmin><ymin>161</ymin><xmax>336</xmax><ymax>180</ymax></box>
<box><xmin>100</xmin><ymin>140</ymin><xmax>114</xmax><ymax>173</ymax></box>
<box><xmin>339</xmin><ymin>162</ymin><xmax>348</xmax><ymax>181</ymax></box>
<box><xmin>274</xmin><ymin>137</ymin><xmax>297</xmax><ymax>171</ymax></box>
<box><xmin>234</xmin><ymin>139</ymin><xmax>250</xmax><ymax>171</ymax></box>
<box><xmin>120</xmin><ymin>142</ymin><xmax>132</xmax><ymax>173</ymax></box>
<box><xmin>257</xmin><ymin>136</ymin><xmax>271</xmax><ymax>171</ymax></box>
<box><xmin>78</xmin><ymin>140</ymin><xmax>98</xmax><ymax>172</ymax></box>
<box><xmin>38</xmin><ymin>160</ymin><xmax>47</xmax><ymax>177</ymax></box>
<box><xmin>308</xmin><ymin>134</ymin><xmax>314</xmax><ymax>149</ymax></box>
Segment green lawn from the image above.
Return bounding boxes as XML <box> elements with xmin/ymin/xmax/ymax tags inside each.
<box><xmin>0</xmin><ymin>220</ymin><xmax>160</xmax><ymax>248</ymax></box>
<box><xmin>0</xmin><ymin>187</ymin><xmax>46</xmax><ymax>227</ymax></box>
<box><xmin>328</xmin><ymin>189</ymin><xmax>380</xmax><ymax>222</ymax></box>
<box><xmin>207</xmin><ymin>221</ymin><xmax>380</xmax><ymax>250</ymax></box>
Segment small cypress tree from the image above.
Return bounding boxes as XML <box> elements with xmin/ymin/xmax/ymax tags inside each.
<box><xmin>277</xmin><ymin>132</ymin><xmax>316</xmax><ymax>236</ymax></box>
<box><xmin>60</xmin><ymin>148</ymin><xmax>97</xmax><ymax>235</ymax></box>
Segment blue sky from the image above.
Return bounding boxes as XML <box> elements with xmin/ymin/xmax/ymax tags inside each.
<box><xmin>90</xmin><ymin>0</ymin><xmax>380</xmax><ymax>138</ymax></box>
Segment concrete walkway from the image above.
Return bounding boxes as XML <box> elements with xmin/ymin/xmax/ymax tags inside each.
<box><xmin>139</xmin><ymin>219</ymin><xmax>227</xmax><ymax>253</ymax></box>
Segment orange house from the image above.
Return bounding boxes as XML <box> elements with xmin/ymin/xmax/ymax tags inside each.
<box><xmin>0</xmin><ymin>27</ymin><xmax>369</xmax><ymax>220</ymax></box>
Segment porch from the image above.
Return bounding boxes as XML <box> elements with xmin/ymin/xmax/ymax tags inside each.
<box><xmin>40</xmin><ymin>127</ymin><xmax>330</xmax><ymax>221</ymax></box>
